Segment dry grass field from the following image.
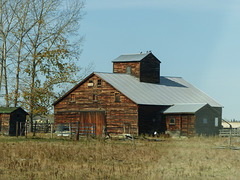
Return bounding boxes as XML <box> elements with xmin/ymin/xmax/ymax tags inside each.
<box><xmin>0</xmin><ymin>134</ymin><xmax>240</xmax><ymax>180</ymax></box>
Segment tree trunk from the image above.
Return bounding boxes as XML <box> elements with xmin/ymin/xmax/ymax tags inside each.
<box><xmin>29</xmin><ymin>53</ymin><xmax>36</xmax><ymax>132</ymax></box>
<box><xmin>14</xmin><ymin>39</ymin><xmax>23</xmax><ymax>107</ymax></box>
<box><xmin>2</xmin><ymin>39</ymin><xmax>9</xmax><ymax>107</ymax></box>
<box><xmin>0</xmin><ymin>47</ymin><xmax>3</xmax><ymax>94</ymax></box>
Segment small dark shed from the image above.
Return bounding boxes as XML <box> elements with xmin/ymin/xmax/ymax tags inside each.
<box><xmin>164</xmin><ymin>103</ymin><xmax>221</xmax><ymax>136</ymax></box>
<box><xmin>0</xmin><ymin>107</ymin><xmax>28</xmax><ymax>136</ymax></box>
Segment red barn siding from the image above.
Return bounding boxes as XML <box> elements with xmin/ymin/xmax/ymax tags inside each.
<box><xmin>113</xmin><ymin>62</ymin><xmax>140</xmax><ymax>78</ymax></box>
<box><xmin>54</xmin><ymin>74</ymin><xmax>138</xmax><ymax>135</ymax></box>
<box><xmin>181</xmin><ymin>115</ymin><xmax>195</xmax><ymax>136</ymax></box>
<box><xmin>166</xmin><ymin>115</ymin><xmax>181</xmax><ymax>131</ymax></box>
<box><xmin>165</xmin><ymin>114</ymin><xmax>195</xmax><ymax>136</ymax></box>
<box><xmin>0</xmin><ymin>114</ymin><xmax>10</xmax><ymax>134</ymax></box>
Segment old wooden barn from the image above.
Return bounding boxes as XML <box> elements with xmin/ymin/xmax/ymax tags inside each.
<box><xmin>53</xmin><ymin>52</ymin><xmax>222</xmax><ymax>136</ymax></box>
<box><xmin>0</xmin><ymin>107</ymin><xmax>28</xmax><ymax>136</ymax></box>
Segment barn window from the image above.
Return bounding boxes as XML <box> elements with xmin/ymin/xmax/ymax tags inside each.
<box><xmin>115</xmin><ymin>93</ymin><xmax>120</xmax><ymax>102</ymax></box>
<box><xmin>169</xmin><ymin>118</ymin><xmax>175</xmax><ymax>125</ymax></box>
<box><xmin>110</xmin><ymin>92</ymin><xmax>114</xmax><ymax>96</ymax></box>
<box><xmin>88</xmin><ymin>80</ymin><xmax>94</xmax><ymax>87</ymax></box>
<box><xmin>71</xmin><ymin>94</ymin><xmax>75</xmax><ymax>102</ymax></box>
<box><xmin>215</xmin><ymin>117</ymin><xmax>218</xmax><ymax>127</ymax></box>
<box><xmin>97</xmin><ymin>79</ymin><xmax>102</xmax><ymax>87</ymax></box>
<box><xmin>203</xmin><ymin>118</ymin><xmax>208</xmax><ymax>124</ymax></box>
<box><xmin>126</xmin><ymin>66</ymin><xmax>132</xmax><ymax>74</ymax></box>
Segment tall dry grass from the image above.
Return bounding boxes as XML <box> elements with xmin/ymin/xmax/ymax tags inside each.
<box><xmin>0</xmin><ymin>135</ymin><xmax>240</xmax><ymax>179</ymax></box>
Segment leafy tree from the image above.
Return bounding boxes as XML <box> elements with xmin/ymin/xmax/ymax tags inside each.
<box><xmin>0</xmin><ymin>0</ymin><xmax>88</xmax><ymax>128</ymax></box>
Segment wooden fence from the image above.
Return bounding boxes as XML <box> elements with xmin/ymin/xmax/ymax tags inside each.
<box><xmin>56</xmin><ymin>122</ymin><xmax>96</xmax><ymax>137</ymax></box>
<box><xmin>219</xmin><ymin>128</ymin><xmax>240</xmax><ymax>137</ymax></box>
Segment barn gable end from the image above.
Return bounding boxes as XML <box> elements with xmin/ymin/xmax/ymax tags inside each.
<box><xmin>54</xmin><ymin>73</ymin><xmax>139</xmax><ymax>136</ymax></box>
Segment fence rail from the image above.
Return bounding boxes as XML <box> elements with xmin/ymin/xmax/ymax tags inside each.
<box><xmin>21</xmin><ymin>122</ymin><xmax>53</xmax><ymax>134</ymax></box>
<box><xmin>219</xmin><ymin>128</ymin><xmax>240</xmax><ymax>137</ymax></box>
<box><xmin>56</xmin><ymin>123</ymin><xmax>96</xmax><ymax>137</ymax></box>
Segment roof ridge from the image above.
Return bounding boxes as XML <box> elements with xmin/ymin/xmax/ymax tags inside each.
<box><xmin>95</xmin><ymin>73</ymin><xmax>183</xmax><ymax>79</ymax></box>
<box><xmin>119</xmin><ymin>52</ymin><xmax>150</xmax><ymax>55</ymax></box>
<box><xmin>173</xmin><ymin>103</ymin><xmax>208</xmax><ymax>105</ymax></box>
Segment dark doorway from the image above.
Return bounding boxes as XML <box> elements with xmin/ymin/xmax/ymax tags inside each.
<box><xmin>138</xmin><ymin>105</ymin><xmax>168</xmax><ymax>135</ymax></box>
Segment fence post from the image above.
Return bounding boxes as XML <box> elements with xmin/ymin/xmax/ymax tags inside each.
<box><xmin>51</xmin><ymin>124</ymin><xmax>53</xmax><ymax>139</ymax></box>
<box><xmin>91</xmin><ymin>124</ymin><xmax>93</xmax><ymax>136</ymax></box>
<box><xmin>87</xmin><ymin>126</ymin><xmax>89</xmax><ymax>139</ymax></box>
<box><xmin>33</xmin><ymin>121</ymin><xmax>37</xmax><ymax>136</ymax></box>
<box><xmin>229</xmin><ymin>128</ymin><xmax>232</xmax><ymax>148</ymax></box>
<box><xmin>16</xmin><ymin>121</ymin><xmax>19</xmax><ymax>138</ymax></box>
<box><xmin>25</xmin><ymin>122</ymin><xmax>28</xmax><ymax>138</ymax></box>
<box><xmin>76</xmin><ymin>122</ymin><xmax>80</xmax><ymax>141</ymax></box>
<box><xmin>69</xmin><ymin>123</ymin><xmax>72</xmax><ymax>139</ymax></box>
<box><xmin>102</xmin><ymin>125</ymin><xmax>105</xmax><ymax>138</ymax></box>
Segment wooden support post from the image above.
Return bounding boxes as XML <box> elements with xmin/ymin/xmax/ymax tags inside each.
<box><xmin>76</xmin><ymin>122</ymin><xmax>80</xmax><ymax>141</ymax></box>
<box><xmin>16</xmin><ymin>122</ymin><xmax>19</xmax><ymax>138</ymax></box>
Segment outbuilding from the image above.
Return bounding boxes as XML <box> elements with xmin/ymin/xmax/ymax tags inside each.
<box><xmin>0</xmin><ymin>107</ymin><xmax>28</xmax><ymax>136</ymax></box>
<box><xmin>164</xmin><ymin>103</ymin><xmax>221</xmax><ymax>136</ymax></box>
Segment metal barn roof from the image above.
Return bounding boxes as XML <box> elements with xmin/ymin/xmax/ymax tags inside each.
<box><xmin>112</xmin><ymin>52</ymin><xmax>151</xmax><ymax>62</ymax></box>
<box><xmin>163</xmin><ymin>103</ymin><xmax>208</xmax><ymax>114</ymax></box>
<box><xmin>96</xmin><ymin>72</ymin><xmax>222</xmax><ymax>107</ymax></box>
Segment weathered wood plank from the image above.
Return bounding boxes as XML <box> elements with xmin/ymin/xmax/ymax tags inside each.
<box><xmin>54</xmin><ymin>74</ymin><xmax>138</xmax><ymax>135</ymax></box>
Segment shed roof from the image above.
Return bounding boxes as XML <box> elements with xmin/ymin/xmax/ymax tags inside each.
<box><xmin>163</xmin><ymin>103</ymin><xmax>208</xmax><ymax>114</ymax></box>
<box><xmin>0</xmin><ymin>107</ymin><xmax>20</xmax><ymax>114</ymax></box>
<box><xmin>95</xmin><ymin>72</ymin><xmax>222</xmax><ymax>107</ymax></box>
<box><xmin>112</xmin><ymin>52</ymin><xmax>158</xmax><ymax>62</ymax></box>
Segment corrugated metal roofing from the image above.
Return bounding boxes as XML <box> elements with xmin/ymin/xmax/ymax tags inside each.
<box><xmin>0</xmin><ymin>107</ymin><xmax>18</xmax><ymax>113</ymax></box>
<box><xmin>95</xmin><ymin>72</ymin><xmax>222</xmax><ymax>107</ymax></box>
<box><xmin>163</xmin><ymin>103</ymin><xmax>207</xmax><ymax>114</ymax></box>
<box><xmin>112</xmin><ymin>52</ymin><xmax>151</xmax><ymax>62</ymax></box>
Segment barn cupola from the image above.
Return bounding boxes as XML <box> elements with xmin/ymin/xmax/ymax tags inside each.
<box><xmin>112</xmin><ymin>51</ymin><xmax>161</xmax><ymax>84</ymax></box>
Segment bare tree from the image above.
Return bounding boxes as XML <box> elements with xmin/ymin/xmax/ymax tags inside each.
<box><xmin>0</xmin><ymin>0</ymin><xmax>86</xmax><ymax>124</ymax></box>
<box><xmin>0</xmin><ymin>0</ymin><xmax>20</xmax><ymax>106</ymax></box>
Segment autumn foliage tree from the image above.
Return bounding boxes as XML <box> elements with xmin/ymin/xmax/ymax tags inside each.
<box><xmin>0</xmin><ymin>0</ymin><xmax>87</xmax><ymax>124</ymax></box>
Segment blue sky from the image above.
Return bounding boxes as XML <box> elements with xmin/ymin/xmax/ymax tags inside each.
<box><xmin>79</xmin><ymin>0</ymin><xmax>240</xmax><ymax>120</ymax></box>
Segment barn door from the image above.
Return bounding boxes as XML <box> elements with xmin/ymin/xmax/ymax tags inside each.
<box><xmin>79</xmin><ymin>111</ymin><xmax>106</xmax><ymax>136</ymax></box>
